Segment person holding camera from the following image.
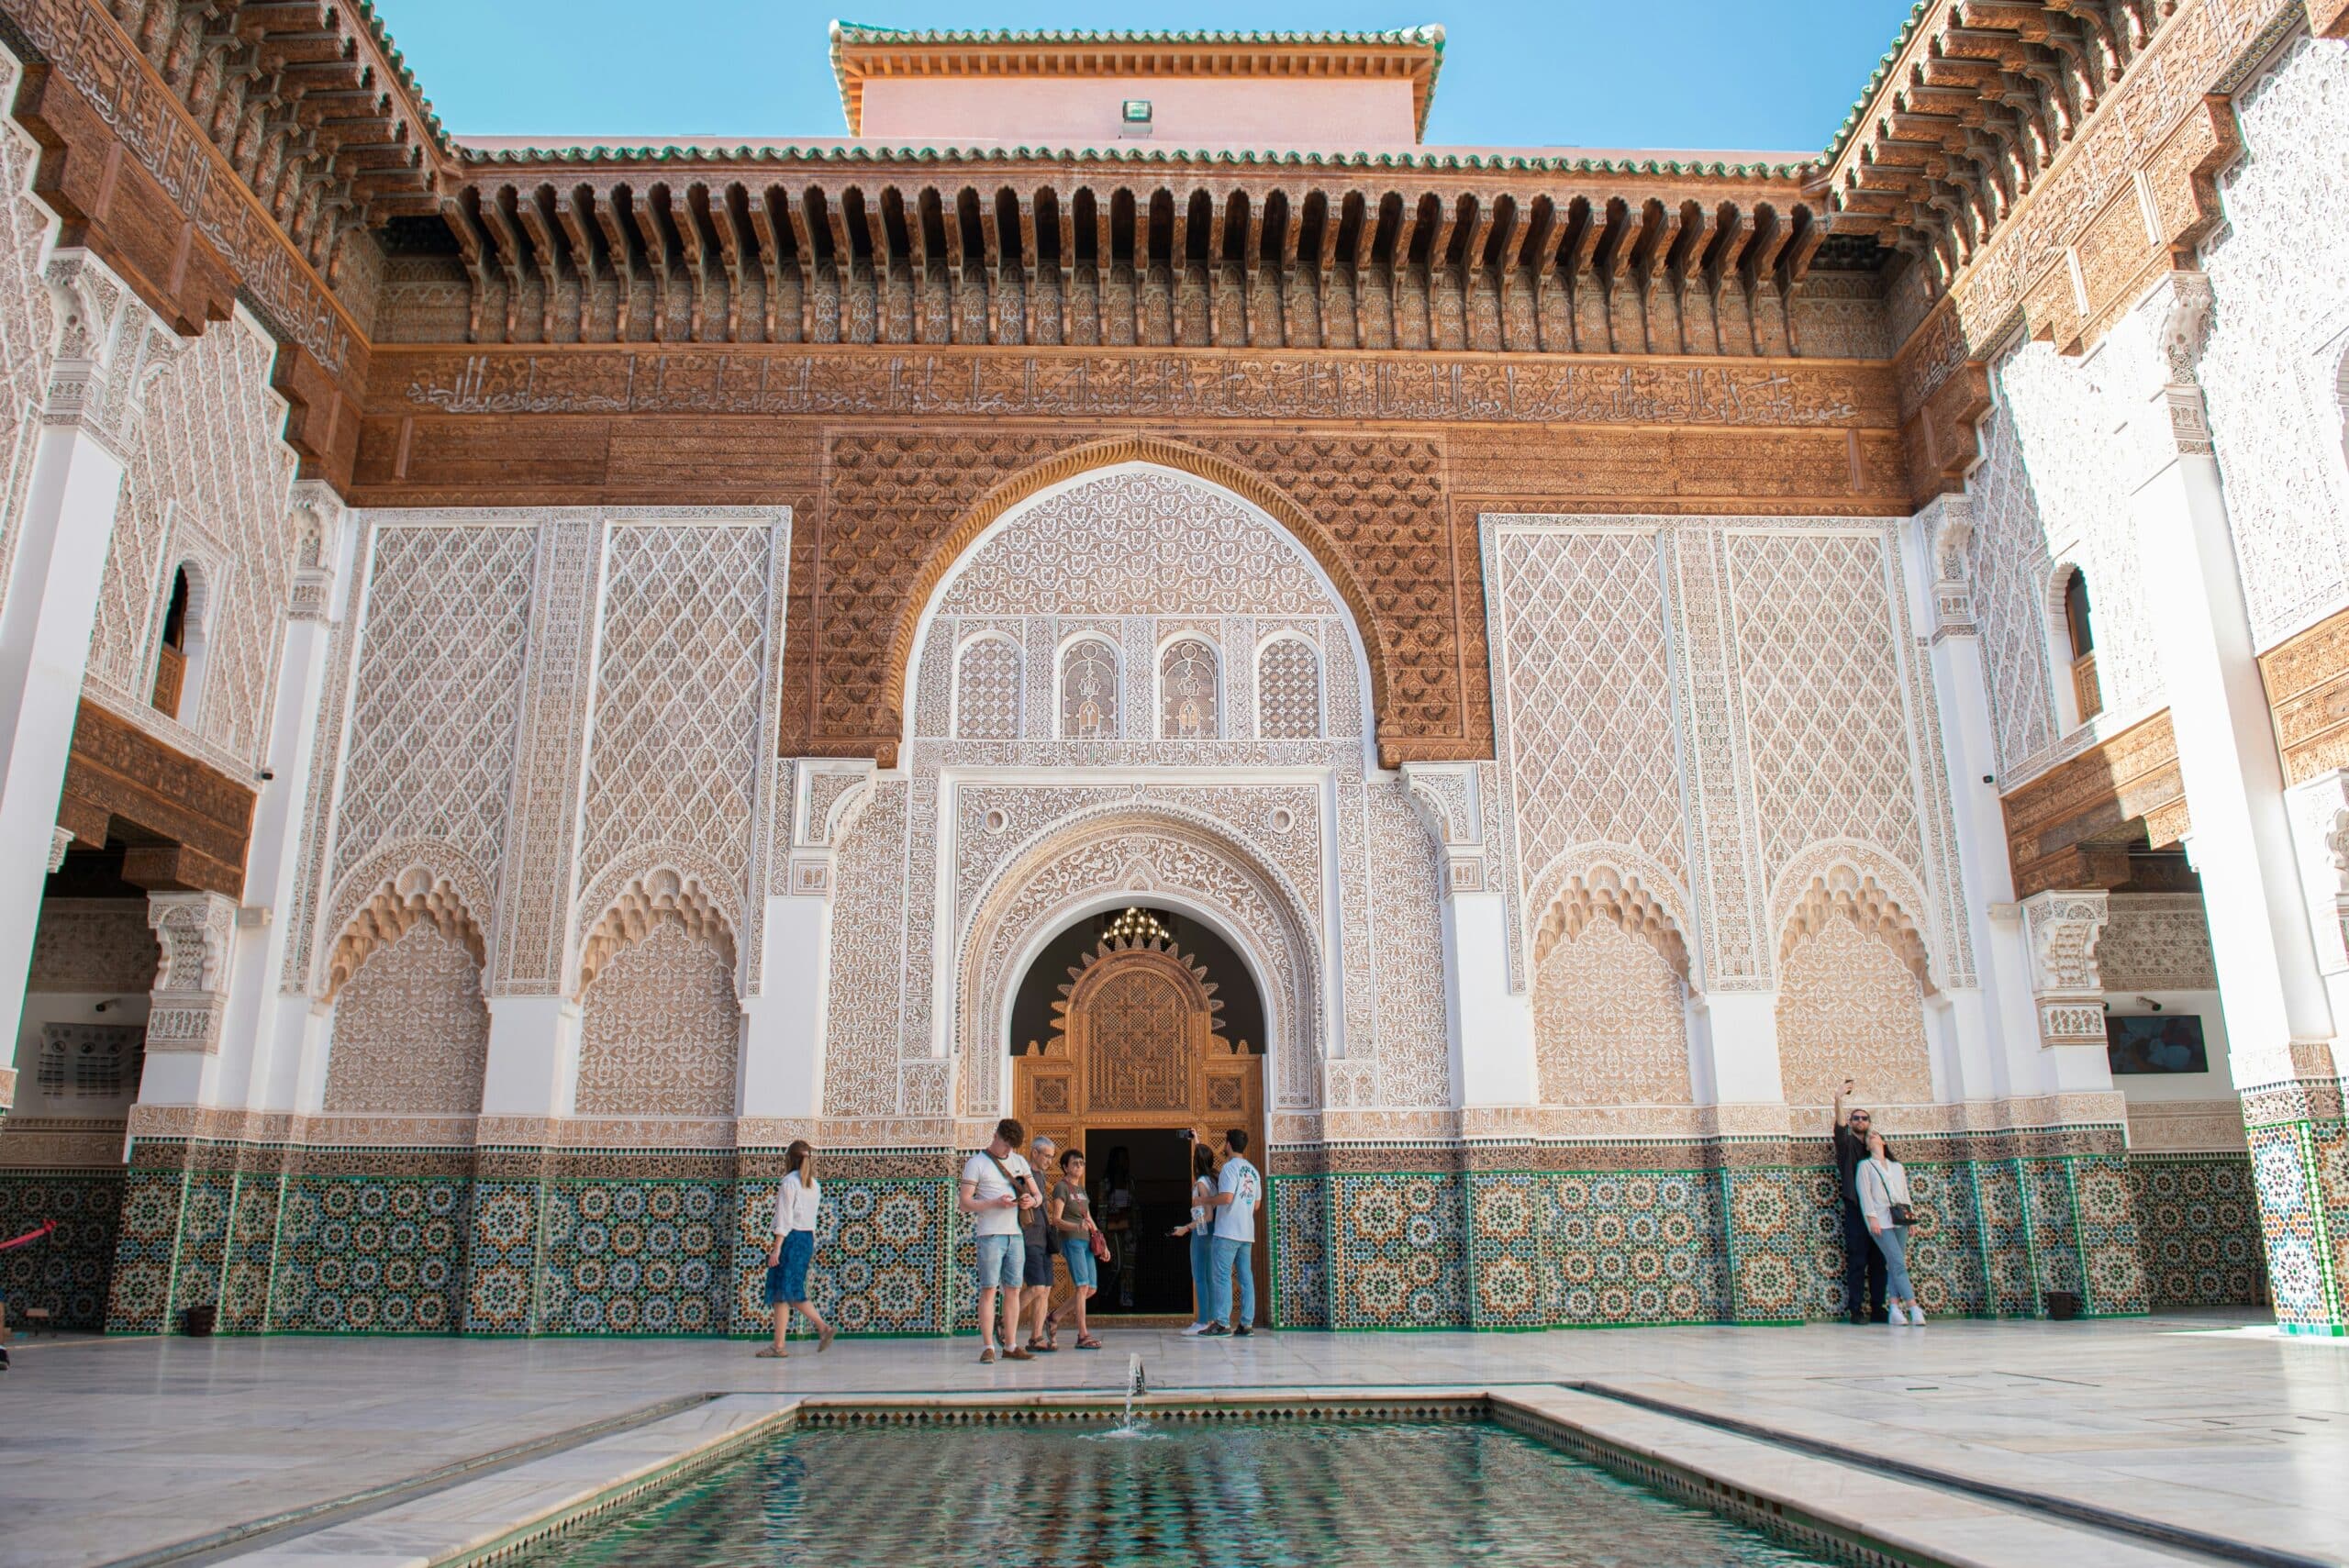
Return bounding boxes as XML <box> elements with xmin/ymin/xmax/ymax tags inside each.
<box><xmin>1856</xmin><ymin>1129</ymin><xmax>1924</xmax><ymax>1327</ymax></box>
<box><xmin>958</xmin><ymin>1118</ymin><xmax>1040</xmax><ymax>1364</ymax></box>
<box><xmin>1832</xmin><ymin>1077</ymin><xmax>1887</xmax><ymax>1325</ymax></box>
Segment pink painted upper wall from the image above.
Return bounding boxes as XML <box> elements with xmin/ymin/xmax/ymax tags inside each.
<box><xmin>857</xmin><ymin>75</ymin><xmax>1421</xmax><ymax>148</ymax></box>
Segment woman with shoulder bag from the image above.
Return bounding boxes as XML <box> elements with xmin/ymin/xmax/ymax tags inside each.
<box><xmin>1857</xmin><ymin>1130</ymin><xmax>1924</xmax><ymax>1327</ymax></box>
<box><xmin>1049</xmin><ymin>1148</ymin><xmax>1106</xmax><ymax>1350</ymax></box>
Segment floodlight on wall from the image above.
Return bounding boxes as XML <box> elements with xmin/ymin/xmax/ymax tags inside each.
<box><xmin>1121</xmin><ymin>99</ymin><xmax>1152</xmax><ymax>124</ymax></box>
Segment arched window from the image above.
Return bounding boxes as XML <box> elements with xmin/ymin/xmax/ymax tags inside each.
<box><xmin>953</xmin><ymin>635</ymin><xmax>1022</xmax><ymax>739</ymax></box>
<box><xmin>2061</xmin><ymin>569</ymin><xmax>2101</xmax><ymax>723</ymax></box>
<box><xmin>1255</xmin><ymin>637</ymin><xmax>1321</xmax><ymax>740</ymax></box>
<box><xmin>1159</xmin><ymin>639</ymin><xmax>1219</xmax><ymax>740</ymax></box>
<box><xmin>150</xmin><ymin>563</ymin><xmax>206</xmax><ymax>723</ymax></box>
<box><xmin>1059</xmin><ymin>637</ymin><xmax>1119</xmax><ymax>740</ymax></box>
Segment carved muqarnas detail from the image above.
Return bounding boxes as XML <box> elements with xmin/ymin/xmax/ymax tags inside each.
<box><xmin>1532</xmin><ymin>868</ymin><xmax>1689</xmax><ymax>982</ymax></box>
<box><xmin>1778</xmin><ymin>868</ymin><xmax>1936</xmax><ymax>995</ymax></box>
<box><xmin>325</xmin><ymin>868</ymin><xmax>487</xmax><ymax>1000</ymax></box>
<box><xmin>577</xmin><ymin>868</ymin><xmax>738</xmax><ymax>992</ymax></box>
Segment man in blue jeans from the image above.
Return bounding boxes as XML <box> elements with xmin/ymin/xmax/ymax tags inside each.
<box><xmin>1199</xmin><ymin>1128</ymin><xmax>1263</xmax><ymax>1338</ymax></box>
<box><xmin>958</xmin><ymin>1118</ymin><xmax>1040</xmax><ymax>1363</ymax></box>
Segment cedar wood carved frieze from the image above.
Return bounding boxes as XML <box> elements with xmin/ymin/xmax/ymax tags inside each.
<box><xmin>2001</xmin><ymin>709</ymin><xmax>2188</xmax><ymax>897</ymax></box>
<box><xmin>56</xmin><ymin>699</ymin><xmax>257</xmax><ymax>896</ymax></box>
<box><xmin>2259</xmin><ymin>603</ymin><xmax>2349</xmax><ymax>785</ymax></box>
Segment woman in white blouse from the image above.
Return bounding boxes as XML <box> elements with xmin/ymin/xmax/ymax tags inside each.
<box><xmin>1856</xmin><ymin>1130</ymin><xmax>1925</xmax><ymax>1327</ymax></box>
<box><xmin>760</xmin><ymin>1140</ymin><xmax>834</xmax><ymax>1357</ymax></box>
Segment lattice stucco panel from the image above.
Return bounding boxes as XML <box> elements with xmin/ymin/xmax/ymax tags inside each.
<box><xmin>329</xmin><ymin>526</ymin><xmax>537</xmax><ymax>895</ymax></box>
<box><xmin>1365</xmin><ymin>778</ymin><xmax>1452</xmax><ymax>1108</ymax></box>
<box><xmin>577</xmin><ymin>524</ymin><xmax>772</xmax><ymax>901</ymax></box>
<box><xmin>575</xmin><ymin>922</ymin><xmax>740</xmax><ymax>1118</ymax></box>
<box><xmin>86</xmin><ymin>316</ymin><xmax>299</xmax><ymax>771</ymax></box>
<box><xmin>1490</xmin><ymin>527</ymin><xmax>1687</xmax><ymax>895</ymax></box>
<box><xmin>0</xmin><ymin>51</ymin><xmax>58</xmax><ymax>639</ymax></box>
<box><xmin>1533</xmin><ymin>917</ymin><xmax>1694</xmax><ymax>1107</ymax></box>
<box><xmin>321</xmin><ymin>923</ymin><xmax>489</xmax><ymax>1117</ymax></box>
<box><xmin>1726</xmin><ymin>530</ymin><xmax>1925</xmax><ymax>899</ymax></box>
<box><xmin>822</xmin><ymin>780</ymin><xmax>910</xmax><ymax>1118</ymax></box>
<box><xmin>2099</xmin><ymin>894</ymin><xmax>2221</xmax><ymax>993</ymax></box>
<box><xmin>1775</xmin><ymin>914</ymin><xmax>1933</xmax><ymax>1110</ymax></box>
<box><xmin>2200</xmin><ymin>37</ymin><xmax>2349</xmax><ymax>649</ymax></box>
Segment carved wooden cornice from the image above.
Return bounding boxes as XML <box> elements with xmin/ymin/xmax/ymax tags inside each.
<box><xmin>829</xmin><ymin>22</ymin><xmax>1448</xmax><ymax>140</ymax></box>
<box><xmin>2000</xmin><ymin>708</ymin><xmax>2189</xmax><ymax>897</ymax></box>
<box><xmin>56</xmin><ymin>699</ymin><xmax>257</xmax><ymax>898</ymax></box>
<box><xmin>405</xmin><ymin>172</ymin><xmax>1839</xmax><ymax>358</ymax></box>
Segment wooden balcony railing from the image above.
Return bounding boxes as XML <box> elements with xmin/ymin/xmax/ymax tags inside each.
<box><xmin>2072</xmin><ymin>651</ymin><xmax>2102</xmax><ymax>724</ymax></box>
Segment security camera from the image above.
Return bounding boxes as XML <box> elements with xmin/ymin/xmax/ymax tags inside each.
<box><xmin>93</xmin><ymin>999</ymin><xmax>112</xmax><ymax>1014</ymax></box>
<box><xmin>2138</xmin><ymin>996</ymin><xmax>2163</xmax><ymax>1012</ymax></box>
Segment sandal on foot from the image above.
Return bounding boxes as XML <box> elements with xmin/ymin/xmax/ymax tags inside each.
<box><xmin>818</xmin><ymin>1325</ymin><xmax>835</xmax><ymax>1352</ymax></box>
<box><xmin>1075</xmin><ymin>1335</ymin><xmax>1104</xmax><ymax>1350</ymax></box>
<box><xmin>755</xmin><ymin>1347</ymin><xmax>788</xmax><ymax>1359</ymax></box>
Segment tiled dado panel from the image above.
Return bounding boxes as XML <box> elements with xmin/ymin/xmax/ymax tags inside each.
<box><xmin>2128</xmin><ymin>1153</ymin><xmax>2267</xmax><ymax>1308</ymax></box>
<box><xmin>62</xmin><ymin>1138</ymin><xmax>2233</xmax><ymax>1336</ymax></box>
<box><xmin>2244</xmin><ymin>1115</ymin><xmax>2349</xmax><ymax>1333</ymax></box>
<box><xmin>0</xmin><ymin>1170</ymin><xmax>124</xmax><ymax>1330</ymax></box>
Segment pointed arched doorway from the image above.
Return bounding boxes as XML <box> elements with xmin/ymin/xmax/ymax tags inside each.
<box><xmin>1009</xmin><ymin>906</ymin><xmax>1267</xmax><ymax>1324</ymax></box>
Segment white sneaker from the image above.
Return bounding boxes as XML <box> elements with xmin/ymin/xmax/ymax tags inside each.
<box><xmin>1908</xmin><ymin>1306</ymin><xmax>1926</xmax><ymax>1327</ymax></box>
<box><xmin>1181</xmin><ymin>1322</ymin><xmax>1209</xmax><ymax>1336</ymax></box>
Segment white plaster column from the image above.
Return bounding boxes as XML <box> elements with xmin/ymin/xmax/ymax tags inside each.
<box><xmin>1909</xmin><ymin>495</ymin><xmax>2054</xmax><ymax>1102</ymax></box>
<box><xmin>1400</xmin><ymin>762</ymin><xmax>1538</xmax><ymax>1118</ymax></box>
<box><xmin>135</xmin><ymin>890</ymin><xmax>239</xmax><ymax>1105</ymax></box>
<box><xmin>740</xmin><ymin>760</ymin><xmax>876</xmax><ymax>1130</ymax></box>
<box><xmin>2018</xmin><ymin>890</ymin><xmax>2115</xmax><ymax>1090</ymax></box>
<box><xmin>2285</xmin><ymin>768</ymin><xmax>2349</xmax><ymax>1033</ymax></box>
<box><xmin>217</xmin><ymin>482</ymin><xmax>357</xmax><ymax>1115</ymax></box>
<box><xmin>2127</xmin><ymin>271</ymin><xmax>2338</xmax><ymax>1088</ymax></box>
<box><xmin>0</xmin><ymin>253</ymin><xmax>162</xmax><ymax>1053</ymax></box>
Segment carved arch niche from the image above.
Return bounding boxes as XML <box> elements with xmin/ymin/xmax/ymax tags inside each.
<box><xmin>574</xmin><ymin>868</ymin><xmax>741</xmax><ymax>1119</ymax></box>
<box><xmin>1529</xmin><ymin>868</ymin><xmax>1694</xmax><ymax>1107</ymax></box>
<box><xmin>320</xmin><ymin>866</ymin><xmax>490</xmax><ymax>1117</ymax></box>
<box><xmin>1772</xmin><ymin>867</ymin><xmax>1937</xmax><ymax>1110</ymax></box>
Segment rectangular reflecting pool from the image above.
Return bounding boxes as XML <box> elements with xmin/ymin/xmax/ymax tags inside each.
<box><xmin>510</xmin><ymin>1416</ymin><xmax>1842</xmax><ymax>1567</ymax></box>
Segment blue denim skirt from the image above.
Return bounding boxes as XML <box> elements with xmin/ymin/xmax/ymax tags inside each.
<box><xmin>764</xmin><ymin>1229</ymin><xmax>814</xmax><ymax>1306</ymax></box>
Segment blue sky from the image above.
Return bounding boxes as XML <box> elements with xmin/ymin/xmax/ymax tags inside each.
<box><xmin>377</xmin><ymin>0</ymin><xmax>1912</xmax><ymax>154</ymax></box>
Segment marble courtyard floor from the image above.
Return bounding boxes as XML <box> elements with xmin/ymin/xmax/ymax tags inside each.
<box><xmin>0</xmin><ymin>1310</ymin><xmax>2343</xmax><ymax>1568</ymax></box>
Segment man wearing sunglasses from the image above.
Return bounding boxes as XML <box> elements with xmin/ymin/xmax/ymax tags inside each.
<box><xmin>1833</xmin><ymin>1079</ymin><xmax>1888</xmax><ymax>1325</ymax></box>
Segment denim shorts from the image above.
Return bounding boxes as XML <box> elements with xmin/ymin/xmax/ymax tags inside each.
<box><xmin>1061</xmin><ymin>1238</ymin><xmax>1099</xmax><ymax>1290</ymax></box>
<box><xmin>974</xmin><ymin>1232</ymin><xmax>1023</xmax><ymax>1290</ymax></box>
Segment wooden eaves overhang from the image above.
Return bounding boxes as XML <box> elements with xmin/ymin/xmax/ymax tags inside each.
<box><xmin>2</xmin><ymin>0</ymin><xmax>462</xmax><ymax>484</ymax></box>
<box><xmin>426</xmin><ymin>146</ymin><xmax>1840</xmax><ymax>357</ymax></box>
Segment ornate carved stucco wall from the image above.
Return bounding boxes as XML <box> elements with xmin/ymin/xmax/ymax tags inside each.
<box><xmin>1483</xmin><ymin>513</ymin><xmax>1970</xmax><ymax>1123</ymax></box>
<box><xmin>817</xmin><ymin>464</ymin><xmax>1454</xmax><ymax>1144</ymax></box>
<box><xmin>2199</xmin><ymin>34</ymin><xmax>2349</xmax><ymax>652</ymax></box>
<box><xmin>294</xmin><ymin>508</ymin><xmax>787</xmax><ymax>1141</ymax></box>
<box><xmin>1966</xmin><ymin>325</ymin><xmax>2171</xmax><ymax>788</ymax></box>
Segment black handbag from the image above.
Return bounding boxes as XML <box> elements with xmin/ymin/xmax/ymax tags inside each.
<box><xmin>1888</xmin><ymin>1202</ymin><xmax>1916</xmax><ymax>1227</ymax></box>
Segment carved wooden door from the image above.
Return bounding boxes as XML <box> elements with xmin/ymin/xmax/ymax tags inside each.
<box><xmin>1012</xmin><ymin>936</ymin><xmax>1264</xmax><ymax>1320</ymax></box>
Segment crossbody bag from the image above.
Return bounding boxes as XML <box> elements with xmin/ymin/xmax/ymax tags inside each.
<box><xmin>1864</xmin><ymin>1162</ymin><xmax>1917</xmax><ymax>1229</ymax></box>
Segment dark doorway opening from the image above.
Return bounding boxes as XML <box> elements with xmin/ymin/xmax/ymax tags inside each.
<box><xmin>1085</xmin><ymin>1127</ymin><xmax>1194</xmax><ymax>1316</ymax></box>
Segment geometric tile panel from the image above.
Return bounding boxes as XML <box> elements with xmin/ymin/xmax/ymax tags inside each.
<box><xmin>1270</xmin><ymin>1175</ymin><xmax>1330</xmax><ymax>1329</ymax></box>
<box><xmin>1326</xmin><ymin>1172</ymin><xmax>1469</xmax><ymax>1329</ymax></box>
<box><xmin>38</xmin><ymin>1131</ymin><xmax>2283</xmax><ymax>1338</ymax></box>
<box><xmin>273</xmin><ymin>1176</ymin><xmax>469</xmax><ymax>1333</ymax></box>
<box><xmin>2245</xmin><ymin>1118</ymin><xmax>2346</xmax><ymax>1333</ymax></box>
<box><xmin>540</xmin><ymin>1180</ymin><xmax>729</xmax><ymax>1335</ymax></box>
<box><xmin>0</xmin><ymin>1171</ymin><xmax>124</xmax><ymax>1330</ymax></box>
<box><xmin>2128</xmin><ymin>1153</ymin><xmax>2266</xmax><ymax>1308</ymax></box>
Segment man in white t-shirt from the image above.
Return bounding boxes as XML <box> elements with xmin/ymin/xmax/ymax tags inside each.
<box><xmin>957</xmin><ymin>1117</ymin><xmax>1041</xmax><ymax>1363</ymax></box>
<box><xmin>1199</xmin><ymin>1127</ymin><xmax>1263</xmax><ymax>1338</ymax></box>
